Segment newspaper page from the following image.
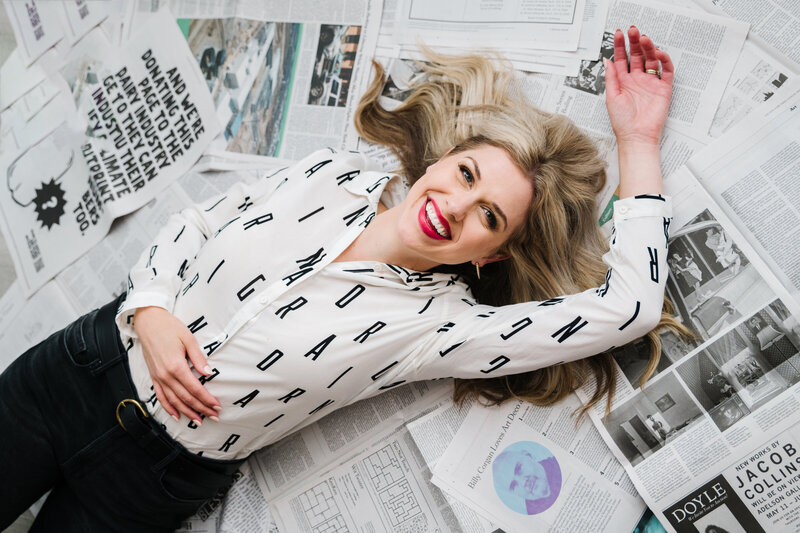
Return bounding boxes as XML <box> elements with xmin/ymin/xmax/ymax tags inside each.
<box><xmin>3</xmin><ymin>0</ymin><xmax>64</xmax><ymax>65</ymax></box>
<box><xmin>177</xmin><ymin>461</ymin><xmax>278</xmax><ymax>533</ymax></box>
<box><xmin>0</xmin><ymin>12</ymin><xmax>220</xmax><ymax>296</ymax></box>
<box><xmin>267</xmin><ymin>390</ymin><xmax>464</xmax><ymax>533</ymax></box>
<box><xmin>389</xmin><ymin>0</ymin><xmax>609</xmax><ymax>76</ymax></box>
<box><xmin>572</xmin><ymin>90</ymin><xmax>800</xmax><ymax>531</ymax></box>
<box><xmin>155</xmin><ymin>0</ymin><xmax>382</xmax><ymax>159</ymax></box>
<box><xmin>432</xmin><ymin>394</ymin><xmax>644</xmax><ymax>533</ymax></box>
<box><xmin>709</xmin><ymin>38</ymin><xmax>793</xmax><ymax>138</ymax></box>
<box><xmin>393</xmin><ymin>0</ymin><xmax>587</xmax><ymax>52</ymax></box>
<box><xmin>406</xmin><ymin>399</ymin><xmax>506</xmax><ymax>532</ymax></box>
<box><xmin>690</xmin><ymin>86</ymin><xmax>800</xmax><ymax>305</ymax></box>
<box><xmin>0</xmin><ymin>279</ymin><xmax>76</xmax><ymax>372</ymax></box>
<box><xmin>250</xmin><ymin>380</ymin><xmax>452</xmax><ymax>501</ymax></box>
<box><xmin>693</xmin><ymin>0</ymin><xmax>800</xmax><ymax>73</ymax></box>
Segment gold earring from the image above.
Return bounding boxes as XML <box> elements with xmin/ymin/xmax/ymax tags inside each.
<box><xmin>474</xmin><ymin>262</ymin><xmax>481</xmax><ymax>280</ymax></box>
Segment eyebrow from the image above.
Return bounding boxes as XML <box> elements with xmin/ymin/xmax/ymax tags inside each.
<box><xmin>466</xmin><ymin>156</ymin><xmax>508</xmax><ymax>231</ymax></box>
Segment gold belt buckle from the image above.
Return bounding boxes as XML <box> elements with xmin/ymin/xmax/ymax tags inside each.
<box><xmin>116</xmin><ymin>398</ymin><xmax>149</xmax><ymax>431</ymax></box>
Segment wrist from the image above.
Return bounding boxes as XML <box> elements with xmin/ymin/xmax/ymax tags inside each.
<box><xmin>616</xmin><ymin>135</ymin><xmax>662</xmax><ymax>154</ymax></box>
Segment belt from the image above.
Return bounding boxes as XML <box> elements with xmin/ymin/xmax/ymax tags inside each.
<box><xmin>95</xmin><ymin>296</ymin><xmax>242</xmax><ymax>489</ymax></box>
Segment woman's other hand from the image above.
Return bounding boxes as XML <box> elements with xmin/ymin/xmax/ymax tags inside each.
<box><xmin>604</xmin><ymin>26</ymin><xmax>674</xmax><ymax>146</ymax></box>
<box><xmin>133</xmin><ymin>306</ymin><xmax>221</xmax><ymax>424</ymax></box>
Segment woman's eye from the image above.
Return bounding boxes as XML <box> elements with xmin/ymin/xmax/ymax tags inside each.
<box><xmin>484</xmin><ymin>207</ymin><xmax>498</xmax><ymax>229</ymax></box>
<box><xmin>459</xmin><ymin>164</ymin><xmax>474</xmax><ymax>184</ymax></box>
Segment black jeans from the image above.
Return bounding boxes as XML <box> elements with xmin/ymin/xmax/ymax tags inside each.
<box><xmin>0</xmin><ymin>297</ymin><xmax>242</xmax><ymax>532</ymax></box>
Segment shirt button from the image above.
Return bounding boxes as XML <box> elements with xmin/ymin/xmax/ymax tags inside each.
<box><xmin>259</xmin><ymin>295</ymin><xmax>269</xmax><ymax>305</ymax></box>
<box><xmin>618</xmin><ymin>205</ymin><xmax>629</xmax><ymax>215</ymax></box>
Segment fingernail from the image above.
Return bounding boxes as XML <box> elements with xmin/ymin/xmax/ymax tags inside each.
<box><xmin>172</xmin><ymin>414</ymin><xmax>180</xmax><ymax>422</ymax></box>
<box><xmin>194</xmin><ymin>418</ymin><xmax>202</xmax><ymax>426</ymax></box>
<box><xmin>210</xmin><ymin>415</ymin><xmax>220</xmax><ymax>423</ymax></box>
<box><xmin>630</xmin><ymin>25</ymin><xmax>635</xmax><ymax>29</ymax></box>
<box><xmin>203</xmin><ymin>365</ymin><xmax>213</xmax><ymax>375</ymax></box>
<box><xmin>213</xmin><ymin>405</ymin><xmax>222</xmax><ymax>412</ymax></box>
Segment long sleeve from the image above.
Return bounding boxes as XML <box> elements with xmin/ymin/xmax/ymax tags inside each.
<box><xmin>405</xmin><ymin>195</ymin><xmax>672</xmax><ymax>380</ymax></box>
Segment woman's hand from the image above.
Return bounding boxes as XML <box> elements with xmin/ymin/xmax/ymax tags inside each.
<box><xmin>133</xmin><ymin>306</ymin><xmax>221</xmax><ymax>424</ymax></box>
<box><xmin>604</xmin><ymin>26</ymin><xmax>674</xmax><ymax>146</ymax></box>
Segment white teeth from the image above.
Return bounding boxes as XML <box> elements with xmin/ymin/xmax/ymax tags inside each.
<box><xmin>425</xmin><ymin>200</ymin><xmax>449</xmax><ymax>238</ymax></box>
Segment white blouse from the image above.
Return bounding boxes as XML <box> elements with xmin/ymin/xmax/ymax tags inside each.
<box><xmin>116</xmin><ymin>148</ymin><xmax>672</xmax><ymax>459</ymax></box>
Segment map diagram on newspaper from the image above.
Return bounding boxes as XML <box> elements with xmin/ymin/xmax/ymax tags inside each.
<box><xmin>297</xmin><ymin>481</ymin><xmax>350</xmax><ymax>533</ymax></box>
<box><xmin>365</xmin><ymin>444</ymin><xmax>424</xmax><ymax>527</ymax></box>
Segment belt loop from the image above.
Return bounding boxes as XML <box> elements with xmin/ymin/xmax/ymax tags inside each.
<box><xmin>152</xmin><ymin>446</ymin><xmax>181</xmax><ymax>473</ymax></box>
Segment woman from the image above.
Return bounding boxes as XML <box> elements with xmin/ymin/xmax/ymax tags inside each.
<box><xmin>1</xmin><ymin>27</ymin><xmax>679</xmax><ymax>531</ymax></box>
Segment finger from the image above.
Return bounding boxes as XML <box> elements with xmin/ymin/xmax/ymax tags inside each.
<box><xmin>613</xmin><ymin>28</ymin><xmax>628</xmax><ymax>67</ymax></box>
<box><xmin>153</xmin><ymin>380</ymin><xmax>180</xmax><ymax>422</ymax></box>
<box><xmin>182</xmin><ymin>332</ymin><xmax>222</xmax><ymax>412</ymax></box>
<box><xmin>656</xmin><ymin>48</ymin><xmax>674</xmax><ymax>85</ymax></box>
<box><xmin>183</xmin><ymin>331</ymin><xmax>213</xmax><ymax>377</ymax></box>
<box><xmin>604</xmin><ymin>58</ymin><xmax>620</xmax><ymax>98</ymax></box>
<box><xmin>628</xmin><ymin>26</ymin><xmax>644</xmax><ymax>72</ymax></box>
<box><xmin>171</xmin><ymin>368</ymin><xmax>220</xmax><ymax>419</ymax></box>
<box><xmin>641</xmin><ymin>35</ymin><xmax>659</xmax><ymax>73</ymax></box>
<box><xmin>178</xmin><ymin>365</ymin><xmax>222</xmax><ymax>418</ymax></box>
<box><xmin>162</xmin><ymin>384</ymin><xmax>202</xmax><ymax>424</ymax></box>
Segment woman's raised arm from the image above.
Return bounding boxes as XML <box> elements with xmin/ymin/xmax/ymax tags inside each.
<box><xmin>604</xmin><ymin>26</ymin><xmax>674</xmax><ymax>198</ymax></box>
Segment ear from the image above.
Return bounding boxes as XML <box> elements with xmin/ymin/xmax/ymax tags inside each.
<box><xmin>477</xmin><ymin>253</ymin><xmax>509</xmax><ymax>267</ymax></box>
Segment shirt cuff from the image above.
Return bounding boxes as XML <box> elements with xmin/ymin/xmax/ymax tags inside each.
<box><xmin>612</xmin><ymin>194</ymin><xmax>672</xmax><ymax>221</ymax></box>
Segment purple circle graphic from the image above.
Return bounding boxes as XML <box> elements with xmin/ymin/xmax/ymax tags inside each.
<box><xmin>491</xmin><ymin>441</ymin><xmax>562</xmax><ymax>515</ymax></box>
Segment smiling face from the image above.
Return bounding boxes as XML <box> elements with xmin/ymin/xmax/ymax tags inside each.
<box><xmin>394</xmin><ymin>144</ymin><xmax>533</xmax><ymax>270</ymax></box>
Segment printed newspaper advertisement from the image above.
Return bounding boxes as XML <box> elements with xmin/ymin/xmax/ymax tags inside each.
<box><xmin>0</xmin><ymin>12</ymin><xmax>220</xmax><ymax>296</ymax></box>
<box><xmin>578</xmin><ymin>89</ymin><xmax>800</xmax><ymax>532</ymax></box>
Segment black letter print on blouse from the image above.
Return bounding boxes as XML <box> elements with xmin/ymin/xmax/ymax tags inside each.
<box><xmin>353</xmin><ymin>321</ymin><xmax>386</xmax><ymax>343</ymax></box>
<box><xmin>257</xmin><ymin>350</ymin><xmax>284</xmax><ymax>371</ymax></box>
<box><xmin>187</xmin><ymin>315</ymin><xmax>207</xmax><ymax>333</ymax></box>
<box><xmin>538</xmin><ymin>297</ymin><xmax>564</xmax><ymax>307</ymax></box>
<box><xmin>439</xmin><ymin>340</ymin><xmax>465</xmax><ymax>357</ymax></box>
<box><xmin>336</xmin><ymin>170</ymin><xmax>360</xmax><ymax>185</ymax></box>
<box><xmin>305</xmin><ymin>159</ymin><xmax>332</xmax><ymax>178</ymax></box>
<box><xmin>663</xmin><ymin>217</ymin><xmax>671</xmax><ymax>247</ymax></box>
<box><xmin>648</xmin><ymin>247</ymin><xmax>659</xmax><ymax>283</ymax></box>
<box><xmin>305</xmin><ymin>334</ymin><xmax>336</xmax><ymax>361</ymax></box>
<box><xmin>552</xmin><ymin>316</ymin><xmax>589</xmax><ymax>343</ymax></box>
<box><xmin>182</xmin><ymin>273</ymin><xmax>199</xmax><ymax>296</ymax></box>
<box><xmin>335</xmin><ymin>285</ymin><xmax>366</xmax><ymax>308</ymax></box>
<box><xmin>298</xmin><ymin>206</ymin><xmax>324</xmax><ymax>222</ymax></box>
<box><xmin>309</xmin><ymin>399</ymin><xmax>334</xmax><ymax>415</ymax></box>
<box><xmin>500</xmin><ymin>317</ymin><xmax>532</xmax><ymax>340</ymax></box>
<box><xmin>371</xmin><ymin>360</ymin><xmax>406</xmax><ymax>390</ymax></box>
<box><xmin>275</xmin><ymin>296</ymin><xmax>308</xmax><ymax>318</ymax></box>
<box><xmin>481</xmin><ymin>355</ymin><xmax>511</xmax><ymax>374</ymax></box>
<box><xmin>283</xmin><ymin>247</ymin><xmax>327</xmax><ymax>286</ymax></box>
<box><xmin>596</xmin><ymin>269</ymin><xmax>612</xmax><ymax>297</ymax></box>
<box><xmin>146</xmin><ymin>245</ymin><xmax>157</xmax><ymax>267</ymax></box>
<box><xmin>619</xmin><ymin>301</ymin><xmax>641</xmax><ymax>331</ymax></box>
<box><xmin>237</xmin><ymin>274</ymin><xmax>266</xmax><ymax>301</ymax></box>
<box><xmin>243</xmin><ymin>213</ymin><xmax>273</xmax><ymax>230</ymax></box>
<box><xmin>343</xmin><ymin>205</ymin><xmax>368</xmax><ymax>226</ymax></box>
<box><xmin>233</xmin><ymin>389</ymin><xmax>259</xmax><ymax>408</ymax></box>
<box><xmin>198</xmin><ymin>367</ymin><xmax>219</xmax><ymax>385</ymax></box>
<box><xmin>278</xmin><ymin>388</ymin><xmax>306</xmax><ymax>403</ymax></box>
<box><xmin>218</xmin><ymin>433</ymin><xmax>240</xmax><ymax>453</ymax></box>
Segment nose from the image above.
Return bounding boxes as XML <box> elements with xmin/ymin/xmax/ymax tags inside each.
<box><xmin>446</xmin><ymin>191</ymin><xmax>472</xmax><ymax>222</ymax></box>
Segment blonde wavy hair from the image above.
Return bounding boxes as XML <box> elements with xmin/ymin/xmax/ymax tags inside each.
<box><xmin>354</xmin><ymin>49</ymin><xmax>689</xmax><ymax>416</ymax></box>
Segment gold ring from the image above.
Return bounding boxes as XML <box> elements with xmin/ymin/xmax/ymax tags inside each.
<box><xmin>645</xmin><ymin>69</ymin><xmax>659</xmax><ymax>75</ymax></box>
<box><xmin>116</xmin><ymin>398</ymin><xmax>149</xmax><ymax>431</ymax></box>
